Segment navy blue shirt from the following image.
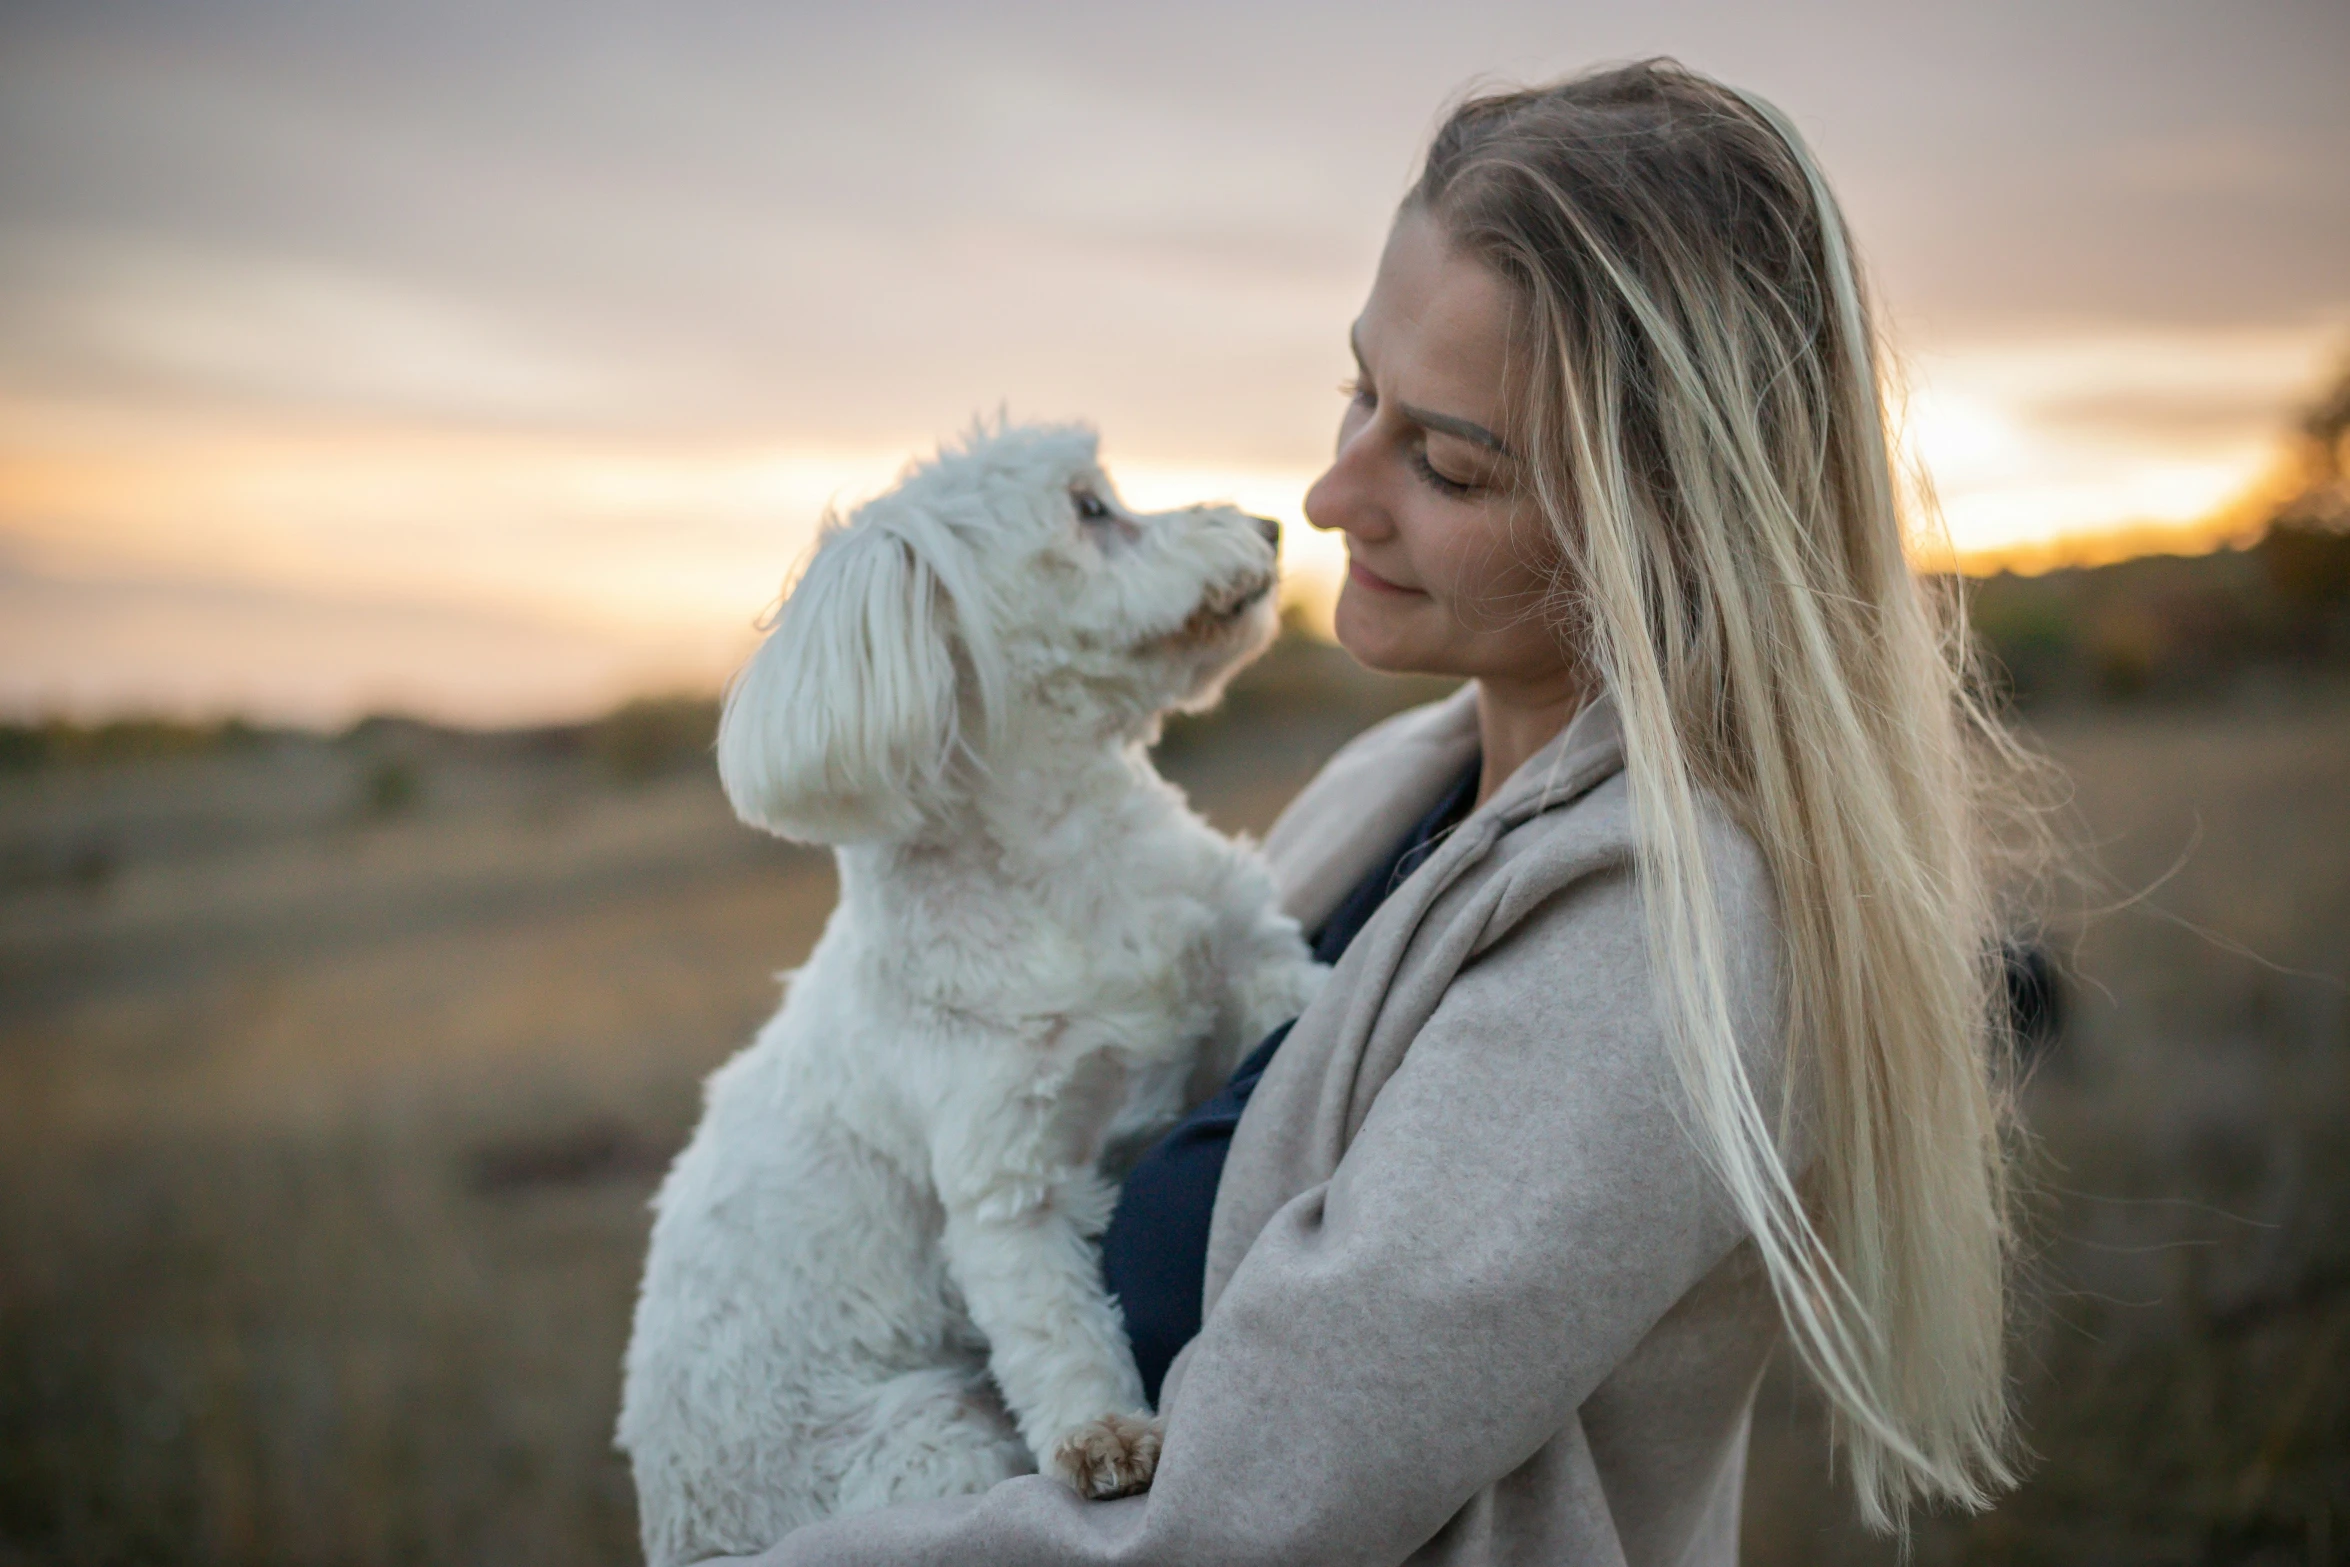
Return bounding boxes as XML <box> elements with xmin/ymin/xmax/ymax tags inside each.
<box><xmin>1100</xmin><ymin>756</ymin><xmax>1483</xmax><ymax>1406</ymax></box>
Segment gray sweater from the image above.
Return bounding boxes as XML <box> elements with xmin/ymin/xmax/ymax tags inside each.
<box><xmin>726</xmin><ymin>688</ymin><xmax>1790</xmax><ymax>1566</ymax></box>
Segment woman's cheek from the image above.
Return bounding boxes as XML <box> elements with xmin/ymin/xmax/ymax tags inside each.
<box><xmin>1429</xmin><ymin>506</ymin><xmax>1539</xmax><ymax>630</ymax></box>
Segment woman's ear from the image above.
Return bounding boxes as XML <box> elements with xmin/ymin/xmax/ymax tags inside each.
<box><xmin>717</xmin><ymin>519</ymin><xmax>960</xmax><ymax>844</ymax></box>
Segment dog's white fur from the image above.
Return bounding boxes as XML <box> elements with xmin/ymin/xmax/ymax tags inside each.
<box><xmin>616</xmin><ymin>423</ymin><xmax>1324</xmax><ymax>1565</ymax></box>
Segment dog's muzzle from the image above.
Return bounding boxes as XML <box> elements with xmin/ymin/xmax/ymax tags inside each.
<box><xmin>1166</xmin><ymin>571</ymin><xmax>1276</xmax><ymax>644</ymax></box>
<box><xmin>1210</xmin><ymin>571</ymin><xmax>1275</xmax><ymax>620</ymax></box>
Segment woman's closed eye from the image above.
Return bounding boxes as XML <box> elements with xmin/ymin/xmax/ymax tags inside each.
<box><xmin>1343</xmin><ymin>380</ymin><xmax>1480</xmax><ymax>498</ymax></box>
<box><xmin>1410</xmin><ymin>449</ymin><xmax>1477</xmax><ymax>498</ymax></box>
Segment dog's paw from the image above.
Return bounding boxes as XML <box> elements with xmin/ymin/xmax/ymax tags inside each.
<box><xmin>1048</xmin><ymin>1410</ymin><xmax>1164</xmax><ymax>1500</ymax></box>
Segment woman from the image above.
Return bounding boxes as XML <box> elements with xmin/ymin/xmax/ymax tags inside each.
<box><xmin>731</xmin><ymin>58</ymin><xmax>2020</xmax><ymax>1565</ymax></box>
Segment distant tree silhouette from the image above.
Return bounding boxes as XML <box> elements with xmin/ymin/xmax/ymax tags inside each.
<box><xmin>2293</xmin><ymin>353</ymin><xmax>2350</xmax><ymax>505</ymax></box>
<box><xmin>2263</xmin><ymin>353</ymin><xmax>2350</xmax><ymax>646</ymax></box>
<box><xmin>1969</xmin><ymin>349</ymin><xmax>2350</xmax><ymax>705</ymax></box>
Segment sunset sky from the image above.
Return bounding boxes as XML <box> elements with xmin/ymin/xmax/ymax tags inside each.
<box><xmin>3</xmin><ymin>0</ymin><xmax>2344</xmax><ymax>725</ymax></box>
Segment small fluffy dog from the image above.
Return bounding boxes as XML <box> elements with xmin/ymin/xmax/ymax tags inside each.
<box><xmin>617</xmin><ymin>423</ymin><xmax>1324</xmax><ymax>1565</ymax></box>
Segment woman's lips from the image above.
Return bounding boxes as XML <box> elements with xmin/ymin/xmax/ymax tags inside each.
<box><xmin>1348</xmin><ymin>558</ymin><xmax>1425</xmax><ymax>595</ymax></box>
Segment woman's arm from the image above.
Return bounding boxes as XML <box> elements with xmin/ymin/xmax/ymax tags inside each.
<box><xmin>721</xmin><ymin>854</ymin><xmax>1777</xmax><ymax>1567</ymax></box>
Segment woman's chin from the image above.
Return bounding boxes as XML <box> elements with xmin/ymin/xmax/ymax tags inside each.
<box><xmin>1332</xmin><ymin>591</ymin><xmax>1435</xmax><ymax>676</ymax></box>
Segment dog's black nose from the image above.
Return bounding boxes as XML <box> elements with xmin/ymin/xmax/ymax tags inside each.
<box><xmin>1251</xmin><ymin>515</ymin><xmax>1281</xmax><ymax>553</ymax></box>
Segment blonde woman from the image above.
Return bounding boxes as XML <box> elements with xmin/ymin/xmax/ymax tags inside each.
<box><xmin>726</xmin><ymin>59</ymin><xmax>2019</xmax><ymax>1566</ymax></box>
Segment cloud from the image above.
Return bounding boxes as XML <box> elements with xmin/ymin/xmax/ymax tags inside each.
<box><xmin>1</xmin><ymin>0</ymin><xmax>2344</xmax><ymax>717</ymax></box>
<box><xmin>0</xmin><ymin>238</ymin><xmax>635</xmax><ymax>425</ymax></box>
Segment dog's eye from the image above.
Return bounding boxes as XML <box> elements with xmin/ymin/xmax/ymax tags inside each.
<box><xmin>1072</xmin><ymin>489</ymin><xmax>1111</xmax><ymax>522</ymax></box>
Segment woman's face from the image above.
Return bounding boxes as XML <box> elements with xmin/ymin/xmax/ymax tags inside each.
<box><xmin>1304</xmin><ymin>208</ymin><xmax>1568</xmax><ymax>688</ymax></box>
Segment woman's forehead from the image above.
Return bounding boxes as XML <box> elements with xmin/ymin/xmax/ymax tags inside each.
<box><xmin>1355</xmin><ymin>210</ymin><xmax>1517</xmax><ymax>429</ymax></box>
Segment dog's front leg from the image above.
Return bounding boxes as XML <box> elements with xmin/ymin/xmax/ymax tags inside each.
<box><xmin>931</xmin><ymin>1053</ymin><xmax>1161</xmax><ymax>1499</ymax></box>
<box><xmin>1225</xmin><ymin>904</ymin><xmax>1330</xmax><ymax>1049</ymax></box>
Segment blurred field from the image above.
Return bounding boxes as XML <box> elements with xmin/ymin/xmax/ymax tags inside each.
<box><xmin>1744</xmin><ymin>684</ymin><xmax>2350</xmax><ymax>1566</ymax></box>
<box><xmin>3</xmin><ymin>637</ymin><xmax>2346</xmax><ymax>1564</ymax></box>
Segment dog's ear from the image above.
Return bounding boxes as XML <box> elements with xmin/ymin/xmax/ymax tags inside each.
<box><xmin>717</xmin><ymin>517</ymin><xmax>966</xmax><ymax>844</ymax></box>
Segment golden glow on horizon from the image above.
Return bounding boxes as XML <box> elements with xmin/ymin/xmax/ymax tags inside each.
<box><xmin>3</xmin><ymin>317</ymin><xmax>2340</xmax><ymax>721</ymax></box>
<box><xmin>0</xmin><ymin>409</ymin><xmax>1355</xmax><ymax>721</ymax></box>
<box><xmin>0</xmin><ymin>406</ymin><xmax>1351</xmax><ymax>641</ymax></box>
<box><xmin>1892</xmin><ymin>325</ymin><xmax>2335</xmax><ymax>564</ymax></box>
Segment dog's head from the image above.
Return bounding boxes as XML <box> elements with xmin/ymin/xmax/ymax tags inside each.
<box><xmin>718</xmin><ymin>422</ymin><xmax>1281</xmax><ymax>844</ymax></box>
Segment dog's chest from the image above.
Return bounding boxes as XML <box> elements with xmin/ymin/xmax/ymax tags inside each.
<box><xmin>1006</xmin><ymin>887</ymin><xmax>1231</xmax><ymax>1050</ymax></box>
<box><xmin>878</xmin><ymin>831</ymin><xmax>1239</xmax><ymax>1023</ymax></box>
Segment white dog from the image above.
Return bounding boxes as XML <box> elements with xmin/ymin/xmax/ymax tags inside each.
<box><xmin>616</xmin><ymin>423</ymin><xmax>1325</xmax><ymax>1565</ymax></box>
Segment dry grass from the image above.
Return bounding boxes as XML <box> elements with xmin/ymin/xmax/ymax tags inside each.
<box><xmin>0</xmin><ymin>751</ymin><xmax>833</xmax><ymax>1565</ymax></box>
<box><xmin>2</xmin><ymin>671</ymin><xmax>2344</xmax><ymax>1564</ymax></box>
<box><xmin>1743</xmin><ymin>689</ymin><xmax>2350</xmax><ymax>1566</ymax></box>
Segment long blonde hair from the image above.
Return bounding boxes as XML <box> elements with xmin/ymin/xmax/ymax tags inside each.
<box><xmin>1413</xmin><ymin>61</ymin><xmax>2026</xmax><ymax>1528</ymax></box>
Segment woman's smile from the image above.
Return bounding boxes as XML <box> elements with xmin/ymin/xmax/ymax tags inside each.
<box><xmin>1345</xmin><ymin>556</ymin><xmax>1424</xmax><ymax>595</ymax></box>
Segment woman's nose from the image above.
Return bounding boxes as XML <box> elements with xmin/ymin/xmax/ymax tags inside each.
<box><xmin>1302</xmin><ymin>468</ymin><xmax>1337</xmax><ymax>533</ymax></box>
<box><xmin>1304</xmin><ymin>431</ymin><xmax>1387</xmax><ymax>540</ymax></box>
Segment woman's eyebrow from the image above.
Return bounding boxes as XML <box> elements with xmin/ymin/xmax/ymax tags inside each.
<box><xmin>1349</xmin><ymin>323</ymin><xmax>1510</xmax><ymax>456</ymax></box>
<box><xmin>1400</xmin><ymin>403</ymin><xmax>1508</xmax><ymax>455</ymax></box>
